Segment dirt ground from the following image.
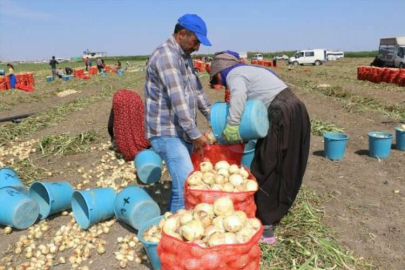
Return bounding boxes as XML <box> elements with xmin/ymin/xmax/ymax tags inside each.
<box><xmin>1</xmin><ymin>58</ymin><xmax>405</xmax><ymax>269</ymax></box>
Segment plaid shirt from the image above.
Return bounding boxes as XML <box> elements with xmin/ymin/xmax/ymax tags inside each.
<box><xmin>144</xmin><ymin>35</ymin><xmax>211</xmax><ymax>142</ymax></box>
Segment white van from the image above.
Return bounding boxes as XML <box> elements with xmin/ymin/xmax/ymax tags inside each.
<box><xmin>326</xmin><ymin>51</ymin><xmax>344</xmax><ymax>61</ymax></box>
<box><xmin>288</xmin><ymin>49</ymin><xmax>326</xmax><ymax>66</ymax></box>
<box><xmin>251</xmin><ymin>54</ymin><xmax>263</xmax><ymax>60</ymax></box>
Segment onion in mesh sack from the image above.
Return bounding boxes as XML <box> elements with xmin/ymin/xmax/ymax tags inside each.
<box><xmin>200</xmin><ymin>161</ymin><xmax>213</xmax><ymax>172</ymax></box>
<box><xmin>213</xmin><ymin>197</ymin><xmax>234</xmax><ymax>216</ymax></box>
<box><xmin>194</xmin><ymin>203</ymin><xmax>214</xmax><ymax>217</ymax></box>
<box><xmin>223</xmin><ymin>215</ymin><xmax>244</xmax><ymax>233</ymax></box>
<box><xmin>142</xmin><ymin>197</ymin><xmax>261</xmax><ymax>247</ymax></box>
<box><xmin>214</xmin><ymin>161</ymin><xmax>230</xmax><ymax>171</ymax></box>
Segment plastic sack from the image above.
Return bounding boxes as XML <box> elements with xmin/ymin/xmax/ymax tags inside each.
<box><xmin>157</xmin><ymin>225</ymin><xmax>263</xmax><ymax>270</ymax></box>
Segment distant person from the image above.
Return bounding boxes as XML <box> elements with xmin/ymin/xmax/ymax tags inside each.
<box><xmin>115</xmin><ymin>61</ymin><xmax>122</xmax><ymax>70</ymax></box>
<box><xmin>65</xmin><ymin>67</ymin><xmax>73</xmax><ymax>75</ymax></box>
<box><xmin>273</xmin><ymin>57</ymin><xmax>277</xmax><ymax>67</ymax></box>
<box><xmin>101</xmin><ymin>59</ymin><xmax>106</xmax><ymax>69</ymax></box>
<box><xmin>89</xmin><ymin>58</ymin><xmax>93</xmax><ymax>68</ymax></box>
<box><xmin>370</xmin><ymin>56</ymin><xmax>384</xmax><ymax>67</ymax></box>
<box><xmin>96</xmin><ymin>58</ymin><xmax>103</xmax><ymax>73</ymax></box>
<box><xmin>7</xmin><ymin>63</ymin><xmax>16</xmax><ymax>89</ymax></box>
<box><xmin>56</xmin><ymin>68</ymin><xmax>64</xmax><ymax>79</ymax></box>
<box><xmin>85</xmin><ymin>57</ymin><xmax>89</xmax><ymax>71</ymax></box>
<box><xmin>49</xmin><ymin>56</ymin><xmax>59</xmax><ymax>79</ymax></box>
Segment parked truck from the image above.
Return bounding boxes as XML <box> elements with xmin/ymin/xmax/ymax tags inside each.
<box><xmin>378</xmin><ymin>36</ymin><xmax>405</xmax><ymax>68</ymax></box>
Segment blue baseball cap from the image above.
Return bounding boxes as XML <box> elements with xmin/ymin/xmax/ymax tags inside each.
<box><xmin>178</xmin><ymin>14</ymin><xmax>212</xmax><ymax>46</ymax></box>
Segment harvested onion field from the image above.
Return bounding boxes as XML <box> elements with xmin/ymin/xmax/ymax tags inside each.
<box><xmin>1</xmin><ymin>58</ymin><xmax>404</xmax><ymax>269</ymax></box>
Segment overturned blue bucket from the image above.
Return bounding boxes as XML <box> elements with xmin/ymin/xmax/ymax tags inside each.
<box><xmin>368</xmin><ymin>132</ymin><xmax>393</xmax><ymax>159</ymax></box>
<box><xmin>114</xmin><ymin>186</ymin><xmax>160</xmax><ymax>230</ymax></box>
<box><xmin>46</xmin><ymin>76</ymin><xmax>53</xmax><ymax>82</ymax></box>
<box><xmin>210</xmin><ymin>101</ymin><xmax>269</xmax><ymax>144</ymax></box>
<box><xmin>323</xmin><ymin>133</ymin><xmax>349</xmax><ymax>161</ymax></box>
<box><xmin>0</xmin><ymin>187</ymin><xmax>39</xmax><ymax>229</ymax></box>
<box><xmin>134</xmin><ymin>149</ymin><xmax>162</xmax><ymax>184</ymax></box>
<box><xmin>241</xmin><ymin>140</ymin><xmax>257</xmax><ymax>169</ymax></box>
<box><xmin>138</xmin><ymin>215</ymin><xmax>164</xmax><ymax>270</ymax></box>
<box><xmin>395</xmin><ymin>126</ymin><xmax>405</xmax><ymax>151</ymax></box>
<box><xmin>28</xmin><ymin>181</ymin><xmax>74</xmax><ymax>220</ymax></box>
<box><xmin>71</xmin><ymin>188</ymin><xmax>116</xmax><ymax>230</ymax></box>
<box><xmin>0</xmin><ymin>167</ymin><xmax>28</xmax><ymax>194</ymax></box>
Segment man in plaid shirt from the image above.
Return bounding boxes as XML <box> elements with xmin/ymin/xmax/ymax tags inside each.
<box><xmin>144</xmin><ymin>14</ymin><xmax>212</xmax><ymax>212</ymax></box>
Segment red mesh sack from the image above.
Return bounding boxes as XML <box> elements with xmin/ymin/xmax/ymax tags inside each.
<box><xmin>184</xmin><ymin>171</ymin><xmax>258</xmax><ymax>217</ymax></box>
<box><xmin>157</xmin><ymin>225</ymin><xmax>263</xmax><ymax>270</ymax></box>
<box><xmin>113</xmin><ymin>89</ymin><xmax>150</xmax><ymax>161</ymax></box>
<box><xmin>191</xmin><ymin>144</ymin><xmax>244</xmax><ymax>169</ymax></box>
<box><xmin>357</xmin><ymin>67</ymin><xmax>362</xmax><ymax>80</ymax></box>
<box><xmin>15</xmin><ymin>83</ymin><xmax>34</xmax><ymax>92</ymax></box>
<box><xmin>186</xmin><ymin>144</ymin><xmax>257</xmax><ymax>217</ymax></box>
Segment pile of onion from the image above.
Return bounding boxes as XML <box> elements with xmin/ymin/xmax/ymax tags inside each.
<box><xmin>143</xmin><ymin>197</ymin><xmax>261</xmax><ymax>247</ymax></box>
<box><xmin>187</xmin><ymin>161</ymin><xmax>258</xmax><ymax>192</ymax></box>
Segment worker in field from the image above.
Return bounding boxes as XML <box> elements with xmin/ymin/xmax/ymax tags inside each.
<box><xmin>209</xmin><ymin>51</ymin><xmax>311</xmax><ymax>244</ymax></box>
<box><xmin>49</xmin><ymin>56</ymin><xmax>59</xmax><ymax>80</ymax></box>
<box><xmin>85</xmin><ymin>57</ymin><xmax>89</xmax><ymax>71</ymax></box>
<box><xmin>96</xmin><ymin>57</ymin><xmax>103</xmax><ymax>73</ymax></box>
<box><xmin>6</xmin><ymin>63</ymin><xmax>16</xmax><ymax>89</ymax></box>
<box><xmin>65</xmin><ymin>67</ymin><xmax>73</xmax><ymax>75</ymax></box>
<box><xmin>144</xmin><ymin>14</ymin><xmax>212</xmax><ymax>212</ymax></box>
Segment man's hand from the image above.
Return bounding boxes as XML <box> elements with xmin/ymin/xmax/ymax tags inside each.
<box><xmin>192</xmin><ymin>135</ymin><xmax>209</xmax><ymax>155</ymax></box>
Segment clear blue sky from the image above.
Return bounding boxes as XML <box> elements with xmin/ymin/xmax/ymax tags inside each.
<box><xmin>0</xmin><ymin>0</ymin><xmax>403</xmax><ymax>61</ymax></box>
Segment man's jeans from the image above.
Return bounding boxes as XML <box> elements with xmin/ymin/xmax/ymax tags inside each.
<box><xmin>150</xmin><ymin>136</ymin><xmax>193</xmax><ymax>212</ymax></box>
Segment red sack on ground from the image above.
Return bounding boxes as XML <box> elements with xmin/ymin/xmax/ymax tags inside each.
<box><xmin>112</xmin><ymin>89</ymin><xmax>150</xmax><ymax>161</ymax></box>
<box><xmin>157</xmin><ymin>225</ymin><xmax>263</xmax><ymax>270</ymax></box>
<box><xmin>15</xmin><ymin>83</ymin><xmax>34</xmax><ymax>92</ymax></box>
<box><xmin>357</xmin><ymin>67</ymin><xmax>363</xmax><ymax>80</ymax></box>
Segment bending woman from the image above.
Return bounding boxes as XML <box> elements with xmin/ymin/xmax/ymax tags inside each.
<box><xmin>209</xmin><ymin>51</ymin><xmax>311</xmax><ymax>243</ymax></box>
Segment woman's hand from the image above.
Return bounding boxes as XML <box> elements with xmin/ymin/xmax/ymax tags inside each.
<box><xmin>223</xmin><ymin>125</ymin><xmax>242</xmax><ymax>143</ymax></box>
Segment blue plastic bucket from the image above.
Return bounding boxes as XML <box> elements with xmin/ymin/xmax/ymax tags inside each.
<box><xmin>0</xmin><ymin>187</ymin><xmax>39</xmax><ymax>229</ymax></box>
<box><xmin>395</xmin><ymin>127</ymin><xmax>405</xmax><ymax>151</ymax></box>
<box><xmin>138</xmin><ymin>215</ymin><xmax>164</xmax><ymax>270</ymax></box>
<box><xmin>62</xmin><ymin>75</ymin><xmax>70</xmax><ymax>81</ymax></box>
<box><xmin>323</xmin><ymin>133</ymin><xmax>349</xmax><ymax>161</ymax></box>
<box><xmin>28</xmin><ymin>182</ymin><xmax>74</xmax><ymax>220</ymax></box>
<box><xmin>368</xmin><ymin>132</ymin><xmax>393</xmax><ymax>159</ymax></box>
<box><xmin>210</xmin><ymin>101</ymin><xmax>269</xmax><ymax>144</ymax></box>
<box><xmin>241</xmin><ymin>140</ymin><xmax>257</xmax><ymax>169</ymax></box>
<box><xmin>134</xmin><ymin>149</ymin><xmax>163</xmax><ymax>184</ymax></box>
<box><xmin>71</xmin><ymin>188</ymin><xmax>117</xmax><ymax>230</ymax></box>
<box><xmin>0</xmin><ymin>167</ymin><xmax>27</xmax><ymax>194</ymax></box>
<box><xmin>114</xmin><ymin>186</ymin><xmax>160</xmax><ymax>230</ymax></box>
<box><xmin>46</xmin><ymin>76</ymin><xmax>53</xmax><ymax>82</ymax></box>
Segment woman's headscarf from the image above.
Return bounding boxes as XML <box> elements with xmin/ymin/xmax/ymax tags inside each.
<box><xmin>210</xmin><ymin>52</ymin><xmax>245</xmax><ymax>87</ymax></box>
